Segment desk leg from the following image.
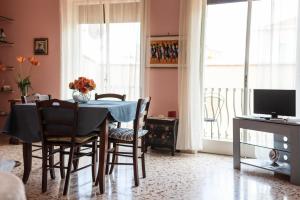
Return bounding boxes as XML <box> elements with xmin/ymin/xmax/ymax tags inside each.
<box><xmin>233</xmin><ymin>119</ymin><xmax>240</xmax><ymax>169</ymax></box>
<box><xmin>290</xmin><ymin>127</ymin><xmax>300</xmax><ymax>185</ymax></box>
<box><xmin>22</xmin><ymin>142</ymin><xmax>32</xmax><ymax>183</ymax></box>
<box><xmin>97</xmin><ymin>118</ymin><xmax>108</xmax><ymax>194</ymax></box>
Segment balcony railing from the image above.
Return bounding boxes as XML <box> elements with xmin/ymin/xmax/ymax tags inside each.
<box><xmin>203</xmin><ymin>87</ymin><xmax>253</xmax><ymax>141</ymax></box>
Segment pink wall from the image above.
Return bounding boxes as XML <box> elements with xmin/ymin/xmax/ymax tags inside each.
<box><xmin>0</xmin><ymin>0</ymin><xmax>179</xmax><ymax>123</ymax></box>
<box><xmin>150</xmin><ymin>0</ymin><xmax>180</xmax><ymax>35</ymax></box>
<box><xmin>148</xmin><ymin>0</ymin><xmax>180</xmax><ymax>117</ymax></box>
<box><xmin>0</xmin><ymin>0</ymin><xmax>60</xmax><ymax>126</ymax></box>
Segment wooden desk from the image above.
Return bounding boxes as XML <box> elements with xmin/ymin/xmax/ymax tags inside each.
<box><xmin>233</xmin><ymin>117</ymin><xmax>300</xmax><ymax>185</ymax></box>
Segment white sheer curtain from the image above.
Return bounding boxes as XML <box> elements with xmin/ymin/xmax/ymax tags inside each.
<box><xmin>248</xmin><ymin>0</ymin><xmax>298</xmax><ymax>90</ymax></box>
<box><xmin>247</xmin><ymin>0</ymin><xmax>299</xmax><ymax>155</ymax></box>
<box><xmin>176</xmin><ymin>0</ymin><xmax>206</xmax><ymax>151</ymax></box>
<box><xmin>60</xmin><ymin>0</ymin><xmax>147</xmax><ymax>100</ymax></box>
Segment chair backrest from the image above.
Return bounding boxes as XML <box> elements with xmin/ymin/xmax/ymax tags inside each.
<box><xmin>204</xmin><ymin>95</ymin><xmax>224</xmax><ymax>121</ymax></box>
<box><xmin>36</xmin><ymin>99</ymin><xmax>78</xmax><ymax>143</ymax></box>
<box><xmin>95</xmin><ymin>93</ymin><xmax>126</xmax><ymax>101</ymax></box>
<box><xmin>9</xmin><ymin>94</ymin><xmax>51</xmax><ymax>111</ymax></box>
<box><xmin>95</xmin><ymin>93</ymin><xmax>126</xmax><ymax>128</ymax></box>
<box><xmin>21</xmin><ymin>93</ymin><xmax>51</xmax><ymax>104</ymax></box>
<box><xmin>133</xmin><ymin>97</ymin><xmax>151</xmax><ymax>139</ymax></box>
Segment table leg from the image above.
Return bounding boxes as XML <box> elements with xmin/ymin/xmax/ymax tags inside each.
<box><xmin>233</xmin><ymin>119</ymin><xmax>240</xmax><ymax>169</ymax></box>
<box><xmin>22</xmin><ymin>142</ymin><xmax>32</xmax><ymax>183</ymax></box>
<box><xmin>97</xmin><ymin>118</ymin><xmax>108</xmax><ymax>194</ymax></box>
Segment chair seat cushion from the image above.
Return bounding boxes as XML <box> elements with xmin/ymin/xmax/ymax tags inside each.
<box><xmin>109</xmin><ymin>128</ymin><xmax>148</xmax><ymax>141</ymax></box>
<box><xmin>47</xmin><ymin>134</ymin><xmax>98</xmax><ymax>143</ymax></box>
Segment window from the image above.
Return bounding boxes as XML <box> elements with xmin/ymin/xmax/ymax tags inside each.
<box><xmin>61</xmin><ymin>1</ymin><xmax>142</xmax><ymax>100</ymax></box>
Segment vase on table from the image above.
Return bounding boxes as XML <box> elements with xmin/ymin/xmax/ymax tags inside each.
<box><xmin>69</xmin><ymin>77</ymin><xmax>96</xmax><ymax>103</ymax></box>
<box><xmin>19</xmin><ymin>84</ymin><xmax>29</xmax><ymax>96</ymax></box>
<box><xmin>17</xmin><ymin>78</ymin><xmax>30</xmax><ymax>96</ymax></box>
<box><xmin>72</xmin><ymin>90</ymin><xmax>91</xmax><ymax>103</ymax></box>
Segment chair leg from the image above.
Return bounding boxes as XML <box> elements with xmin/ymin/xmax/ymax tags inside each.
<box><xmin>63</xmin><ymin>146</ymin><xmax>75</xmax><ymax>196</ymax></box>
<box><xmin>60</xmin><ymin>146</ymin><xmax>65</xmax><ymax>179</ymax></box>
<box><xmin>92</xmin><ymin>141</ymin><xmax>96</xmax><ymax>182</ymax></box>
<box><xmin>105</xmin><ymin>142</ymin><xmax>111</xmax><ymax>175</ymax></box>
<box><xmin>96</xmin><ymin>138</ymin><xmax>99</xmax><ymax>162</ymax></box>
<box><xmin>141</xmin><ymin>138</ymin><xmax>146</xmax><ymax>178</ymax></box>
<box><xmin>42</xmin><ymin>144</ymin><xmax>48</xmax><ymax>193</ymax></box>
<box><xmin>49</xmin><ymin>146</ymin><xmax>56</xmax><ymax>179</ymax></box>
<box><xmin>133</xmin><ymin>142</ymin><xmax>139</xmax><ymax>187</ymax></box>
<box><xmin>73</xmin><ymin>147</ymin><xmax>80</xmax><ymax>170</ymax></box>
<box><xmin>109</xmin><ymin>143</ymin><xmax>118</xmax><ymax>174</ymax></box>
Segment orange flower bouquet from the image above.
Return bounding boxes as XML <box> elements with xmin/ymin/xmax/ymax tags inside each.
<box><xmin>16</xmin><ymin>56</ymin><xmax>40</xmax><ymax>96</ymax></box>
<box><xmin>69</xmin><ymin>77</ymin><xmax>96</xmax><ymax>103</ymax></box>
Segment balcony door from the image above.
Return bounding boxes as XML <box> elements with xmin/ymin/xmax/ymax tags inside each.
<box><xmin>202</xmin><ymin>0</ymin><xmax>299</xmax><ymax>155</ymax></box>
<box><xmin>202</xmin><ymin>0</ymin><xmax>248</xmax><ymax>154</ymax></box>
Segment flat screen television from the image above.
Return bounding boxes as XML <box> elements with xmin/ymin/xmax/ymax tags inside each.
<box><xmin>253</xmin><ymin>89</ymin><xmax>296</xmax><ymax>118</ymax></box>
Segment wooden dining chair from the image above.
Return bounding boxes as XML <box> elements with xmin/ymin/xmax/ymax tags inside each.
<box><xmin>20</xmin><ymin>94</ymin><xmax>61</xmax><ymax>180</ymax></box>
<box><xmin>94</xmin><ymin>93</ymin><xmax>126</xmax><ymax>174</ymax></box>
<box><xmin>95</xmin><ymin>93</ymin><xmax>126</xmax><ymax>129</ymax></box>
<box><xmin>8</xmin><ymin>94</ymin><xmax>52</xmax><ymax>145</ymax></box>
<box><xmin>36</xmin><ymin>99</ymin><xmax>98</xmax><ymax>195</ymax></box>
<box><xmin>106</xmin><ymin>97</ymin><xmax>151</xmax><ymax>187</ymax></box>
<box><xmin>95</xmin><ymin>93</ymin><xmax>126</xmax><ymax>101</ymax></box>
<box><xmin>21</xmin><ymin>93</ymin><xmax>51</xmax><ymax>103</ymax></box>
<box><xmin>10</xmin><ymin>94</ymin><xmax>59</xmax><ymax>179</ymax></box>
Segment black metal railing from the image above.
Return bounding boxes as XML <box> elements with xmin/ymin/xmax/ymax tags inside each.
<box><xmin>203</xmin><ymin>87</ymin><xmax>253</xmax><ymax>141</ymax></box>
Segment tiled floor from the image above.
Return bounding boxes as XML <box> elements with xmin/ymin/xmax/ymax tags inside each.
<box><xmin>1</xmin><ymin>143</ymin><xmax>300</xmax><ymax>200</ymax></box>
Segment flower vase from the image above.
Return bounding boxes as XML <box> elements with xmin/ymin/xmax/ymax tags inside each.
<box><xmin>20</xmin><ymin>85</ymin><xmax>29</xmax><ymax>96</ymax></box>
<box><xmin>72</xmin><ymin>90</ymin><xmax>91</xmax><ymax>103</ymax></box>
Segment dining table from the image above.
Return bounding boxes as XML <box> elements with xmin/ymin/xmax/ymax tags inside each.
<box><xmin>2</xmin><ymin>100</ymin><xmax>137</xmax><ymax>194</ymax></box>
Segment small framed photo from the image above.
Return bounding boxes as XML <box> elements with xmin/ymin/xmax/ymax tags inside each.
<box><xmin>148</xmin><ymin>36</ymin><xmax>179</xmax><ymax>68</ymax></box>
<box><xmin>34</xmin><ymin>38</ymin><xmax>48</xmax><ymax>55</ymax></box>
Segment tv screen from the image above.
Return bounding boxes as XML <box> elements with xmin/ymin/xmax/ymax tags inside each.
<box><xmin>253</xmin><ymin>89</ymin><xmax>296</xmax><ymax>118</ymax></box>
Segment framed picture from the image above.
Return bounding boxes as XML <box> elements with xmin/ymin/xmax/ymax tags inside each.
<box><xmin>34</xmin><ymin>38</ymin><xmax>48</xmax><ymax>55</ymax></box>
<box><xmin>148</xmin><ymin>36</ymin><xmax>178</xmax><ymax>67</ymax></box>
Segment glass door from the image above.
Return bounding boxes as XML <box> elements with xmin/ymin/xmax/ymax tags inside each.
<box><xmin>203</xmin><ymin>0</ymin><xmax>299</xmax><ymax>155</ymax></box>
<box><xmin>203</xmin><ymin>1</ymin><xmax>248</xmax><ymax>144</ymax></box>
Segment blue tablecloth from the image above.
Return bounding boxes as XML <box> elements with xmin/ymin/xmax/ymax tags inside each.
<box><xmin>2</xmin><ymin>100</ymin><xmax>137</xmax><ymax>143</ymax></box>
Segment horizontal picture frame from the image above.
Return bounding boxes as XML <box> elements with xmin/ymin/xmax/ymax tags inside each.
<box><xmin>148</xmin><ymin>36</ymin><xmax>179</xmax><ymax>68</ymax></box>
